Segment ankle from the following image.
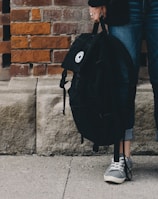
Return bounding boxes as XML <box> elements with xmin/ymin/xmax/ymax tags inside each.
<box><xmin>119</xmin><ymin>153</ymin><xmax>131</xmax><ymax>158</ymax></box>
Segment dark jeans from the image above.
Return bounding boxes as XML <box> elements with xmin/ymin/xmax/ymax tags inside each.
<box><xmin>109</xmin><ymin>0</ymin><xmax>158</xmax><ymax>140</ymax></box>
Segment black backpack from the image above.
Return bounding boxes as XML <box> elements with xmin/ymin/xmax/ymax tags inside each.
<box><xmin>60</xmin><ymin>18</ymin><xmax>134</xmax><ymax>164</ymax></box>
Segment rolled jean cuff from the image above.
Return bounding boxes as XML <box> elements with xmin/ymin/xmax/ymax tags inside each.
<box><xmin>123</xmin><ymin>128</ymin><xmax>134</xmax><ymax>141</ymax></box>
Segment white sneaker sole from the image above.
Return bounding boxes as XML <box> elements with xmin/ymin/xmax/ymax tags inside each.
<box><xmin>104</xmin><ymin>175</ymin><xmax>125</xmax><ymax>184</ymax></box>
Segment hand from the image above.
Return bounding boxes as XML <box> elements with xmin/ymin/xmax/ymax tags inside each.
<box><xmin>89</xmin><ymin>6</ymin><xmax>106</xmax><ymax>22</ymax></box>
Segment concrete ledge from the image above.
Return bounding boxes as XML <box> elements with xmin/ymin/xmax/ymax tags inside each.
<box><xmin>0</xmin><ymin>77</ymin><xmax>37</xmax><ymax>154</ymax></box>
<box><xmin>133</xmin><ymin>83</ymin><xmax>158</xmax><ymax>154</ymax></box>
<box><xmin>0</xmin><ymin>81</ymin><xmax>9</xmax><ymax>93</ymax></box>
<box><xmin>8</xmin><ymin>77</ymin><xmax>37</xmax><ymax>93</ymax></box>
<box><xmin>36</xmin><ymin>77</ymin><xmax>94</xmax><ymax>156</ymax></box>
<box><xmin>0</xmin><ymin>77</ymin><xmax>157</xmax><ymax>155</ymax></box>
<box><xmin>36</xmin><ymin>77</ymin><xmax>158</xmax><ymax>155</ymax></box>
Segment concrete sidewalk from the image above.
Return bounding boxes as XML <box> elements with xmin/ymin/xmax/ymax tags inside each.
<box><xmin>0</xmin><ymin>155</ymin><xmax>158</xmax><ymax>199</ymax></box>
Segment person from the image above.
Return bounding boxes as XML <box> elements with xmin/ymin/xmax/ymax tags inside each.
<box><xmin>88</xmin><ymin>0</ymin><xmax>158</xmax><ymax>184</ymax></box>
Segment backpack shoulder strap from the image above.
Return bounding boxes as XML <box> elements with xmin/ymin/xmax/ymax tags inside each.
<box><xmin>60</xmin><ymin>69</ymin><xmax>68</xmax><ymax>115</ymax></box>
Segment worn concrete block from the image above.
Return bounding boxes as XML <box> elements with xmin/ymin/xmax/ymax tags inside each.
<box><xmin>0</xmin><ymin>94</ymin><xmax>35</xmax><ymax>154</ymax></box>
<box><xmin>2</xmin><ymin>76</ymin><xmax>157</xmax><ymax>156</ymax></box>
<box><xmin>0</xmin><ymin>77</ymin><xmax>37</xmax><ymax>154</ymax></box>
<box><xmin>36</xmin><ymin>76</ymin><xmax>97</xmax><ymax>156</ymax></box>
<box><xmin>36</xmin><ymin>77</ymin><xmax>158</xmax><ymax>155</ymax></box>
<box><xmin>8</xmin><ymin>77</ymin><xmax>37</xmax><ymax>93</ymax></box>
<box><xmin>0</xmin><ymin>68</ymin><xmax>10</xmax><ymax>81</ymax></box>
<box><xmin>0</xmin><ymin>81</ymin><xmax>9</xmax><ymax>93</ymax></box>
<box><xmin>132</xmin><ymin>83</ymin><xmax>158</xmax><ymax>154</ymax></box>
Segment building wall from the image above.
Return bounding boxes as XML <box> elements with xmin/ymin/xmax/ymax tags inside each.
<box><xmin>10</xmin><ymin>0</ymin><xmax>92</xmax><ymax>77</ymax></box>
<box><xmin>0</xmin><ymin>0</ymin><xmax>11</xmax><ymax>80</ymax></box>
<box><xmin>0</xmin><ymin>0</ymin><xmax>148</xmax><ymax>79</ymax></box>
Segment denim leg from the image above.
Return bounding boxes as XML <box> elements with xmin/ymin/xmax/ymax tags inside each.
<box><xmin>145</xmin><ymin>0</ymin><xmax>158</xmax><ymax>138</ymax></box>
<box><xmin>108</xmin><ymin>0</ymin><xmax>144</xmax><ymax>140</ymax></box>
<box><xmin>109</xmin><ymin>0</ymin><xmax>158</xmax><ymax>140</ymax></box>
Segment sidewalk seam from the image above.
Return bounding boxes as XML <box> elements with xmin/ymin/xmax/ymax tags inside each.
<box><xmin>62</xmin><ymin>157</ymin><xmax>73</xmax><ymax>199</ymax></box>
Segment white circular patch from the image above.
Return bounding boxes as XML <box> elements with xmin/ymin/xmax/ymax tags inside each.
<box><xmin>75</xmin><ymin>51</ymin><xmax>84</xmax><ymax>63</ymax></box>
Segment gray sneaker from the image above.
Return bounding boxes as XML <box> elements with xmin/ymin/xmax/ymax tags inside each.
<box><xmin>104</xmin><ymin>156</ymin><xmax>132</xmax><ymax>184</ymax></box>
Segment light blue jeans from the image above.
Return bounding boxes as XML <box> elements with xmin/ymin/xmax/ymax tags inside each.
<box><xmin>109</xmin><ymin>0</ymin><xmax>158</xmax><ymax>140</ymax></box>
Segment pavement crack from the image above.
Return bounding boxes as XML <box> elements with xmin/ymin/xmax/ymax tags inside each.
<box><xmin>62</xmin><ymin>157</ymin><xmax>73</xmax><ymax>199</ymax></box>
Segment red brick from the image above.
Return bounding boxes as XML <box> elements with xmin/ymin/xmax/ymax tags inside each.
<box><xmin>63</xmin><ymin>9</ymin><xmax>82</xmax><ymax>21</ymax></box>
<box><xmin>53</xmin><ymin>50</ymin><xmax>68</xmax><ymax>63</ymax></box>
<box><xmin>31</xmin><ymin>36</ymin><xmax>71</xmax><ymax>49</ymax></box>
<box><xmin>32</xmin><ymin>9</ymin><xmax>41</xmax><ymax>21</ymax></box>
<box><xmin>82</xmin><ymin>8</ymin><xmax>91</xmax><ymax>20</ymax></box>
<box><xmin>11</xmin><ymin>50</ymin><xmax>51</xmax><ymax>63</ymax></box>
<box><xmin>12</xmin><ymin>0</ymin><xmax>52</xmax><ymax>6</ymax></box>
<box><xmin>10</xmin><ymin>64</ymin><xmax>30</xmax><ymax>77</ymax></box>
<box><xmin>78</xmin><ymin>22</ymin><xmax>94</xmax><ymax>33</ymax></box>
<box><xmin>11</xmin><ymin>10</ymin><xmax>30</xmax><ymax>21</ymax></box>
<box><xmin>0</xmin><ymin>41</ymin><xmax>11</xmax><ymax>53</ymax></box>
<box><xmin>43</xmin><ymin>9</ymin><xmax>62</xmax><ymax>21</ymax></box>
<box><xmin>0</xmin><ymin>14</ymin><xmax>10</xmax><ymax>25</ymax></box>
<box><xmin>11</xmin><ymin>22</ymin><xmax>51</xmax><ymax>35</ymax></box>
<box><xmin>53</xmin><ymin>23</ymin><xmax>78</xmax><ymax>34</ymax></box>
<box><xmin>11</xmin><ymin>36</ymin><xmax>28</xmax><ymax>49</ymax></box>
<box><xmin>47</xmin><ymin>64</ymin><xmax>63</xmax><ymax>75</ymax></box>
<box><xmin>33</xmin><ymin>64</ymin><xmax>47</xmax><ymax>76</ymax></box>
<box><xmin>54</xmin><ymin>0</ymin><xmax>87</xmax><ymax>6</ymax></box>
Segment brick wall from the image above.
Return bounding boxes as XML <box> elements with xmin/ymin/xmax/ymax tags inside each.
<box><xmin>0</xmin><ymin>0</ymin><xmax>148</xmax><ymax>79</ymax></box>
<box><xmin>10</xmin><ymin>0</ymin><xmax>92</xmax><ymax>76</ymax></box>
<box><xmin>0</xmin><ymin>0</ymin><xmax>11</xmax><ymax>80</ymax></box>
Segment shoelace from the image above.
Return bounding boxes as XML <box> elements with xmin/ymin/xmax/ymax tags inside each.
<box><xmin>109</xmin><ymin>158</ymin><xmax>125</xmax><ymax>172</ymax></box>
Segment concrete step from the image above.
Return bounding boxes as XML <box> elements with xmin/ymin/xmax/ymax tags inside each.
<box><xmin>0</xmin><ymin>76</ymin><xmax>157</xmax><ymax>155</ymax></box>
